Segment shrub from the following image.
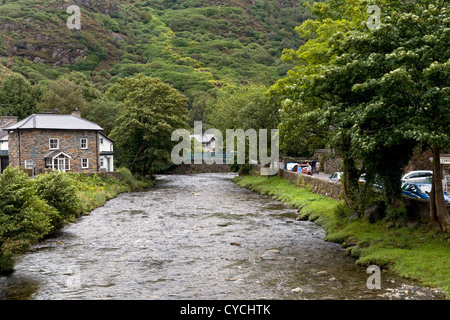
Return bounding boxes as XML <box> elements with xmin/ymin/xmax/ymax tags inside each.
<box><xmin>0</xmin><ymin>167</ymin><xmax>56</xmax><ymax>273</ymax></box>
<box><xmin>34</xmin><ymin>171</ymin><xmax>81</xmax><ymax>228</ymax></box>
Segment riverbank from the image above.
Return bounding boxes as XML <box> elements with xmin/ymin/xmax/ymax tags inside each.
<box><xmin>0</xmin><ymin>167</ymin><xmax>153</xmax><ymax>274</ymax></box>
<box><xmin>234</xmin><ymin>175</ymin><xmax>450</xmax><ymax>298</ymax></box>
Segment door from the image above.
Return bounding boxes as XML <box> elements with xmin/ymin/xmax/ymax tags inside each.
<box><xmin>58</xmin><ymin>158</ymin><xmax>65</xmax><ymax>172</ymax></box>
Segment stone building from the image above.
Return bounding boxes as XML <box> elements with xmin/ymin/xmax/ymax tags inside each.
<box><xmin>1</xmin><ymin>112</ymin><xmax>114</xmax><ymax>174</ymax></box>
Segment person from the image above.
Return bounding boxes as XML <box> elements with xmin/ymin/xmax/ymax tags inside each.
<box><xmin>307</xmin><ymin>162</ymin><xmax>312</xmax><ymax>176</ymax></box>
<box><xmin>311</xmin><ymin>160</ymin><xmax>317</xmax><ymax>174</ymax></box>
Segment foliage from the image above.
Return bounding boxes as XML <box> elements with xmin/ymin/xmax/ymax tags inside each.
<box><xmin>109</xmin><ymin>74</ymin><xmax>189</xmax><ymax>175</ymax></box>
<box><xmin>34</xmin><ymin>171</ymin><xmax>81</xmax><ymax>228</ymax></box>
<box><xmin>0</xmin><ymin>167</ymin><xmax>55</xmax><ymax>273</ymax></box>
<box><xmin>0</xmin><ymin>73</ymin><xmax>40</xmax><ymax>119</ymax></box>
<box><xmin>37</xmin><ymin>77</ymin><xmax>88</xmax><ymax>114</ymax></box>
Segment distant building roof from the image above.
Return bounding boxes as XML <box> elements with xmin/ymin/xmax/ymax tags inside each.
<box><xmin>3</xmin><ymin>114</ymin><xmax>103</xmax><ymax>131</ymax></box>
<box><xmin>190</xmin><ymin>133</ymin><xmax>215</xmax><ymax>143</ymax></box>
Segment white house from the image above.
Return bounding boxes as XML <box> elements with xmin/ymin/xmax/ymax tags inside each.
<box><xmin>99</xmin><ymin>132</ymin><xmax>114</xmax><ymax>172</ymax></box>
<box><xmin>0</xmin><ymin>116</ymin><xmax>17</xmax><ymax>173</ymax></box>
<box><xmin>190</xmin><ymin>133</ymin><xmax>216</xmax><ymax>153</ymax></box>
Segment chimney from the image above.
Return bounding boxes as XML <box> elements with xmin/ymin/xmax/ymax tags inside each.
<box><xmin>72</xmin><ymin>108</ymin><xmax>81</xmax><ymax>118</ymax></box>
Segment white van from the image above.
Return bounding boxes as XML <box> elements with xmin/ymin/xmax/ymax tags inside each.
<box><xmin>401</xmin><ymin>170</ymin><xmax>433</xmax><ymax>184</ymax></box>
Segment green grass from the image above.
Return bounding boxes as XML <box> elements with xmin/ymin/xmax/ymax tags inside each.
<box><xmin>234</xmin><ymin>175</ymin><xmax>450</xmax><ymax>298</ymax></box>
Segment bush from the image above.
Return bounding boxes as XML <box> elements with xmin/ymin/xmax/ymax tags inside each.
<box><xmin>0</xmin><ymin>167</ymin><xmax>56</xmax><ymax>273</ymax></box>
<box><xmin>34</xmin><ymin>171</ymin><xmax>81</xmax><ymax>228</ymax></box>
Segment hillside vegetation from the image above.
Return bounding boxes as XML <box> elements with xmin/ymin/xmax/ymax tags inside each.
<box><xmin>0</xmin><ymin>0</ymin><xmax>312</xmax><ymax>122</ymax></box>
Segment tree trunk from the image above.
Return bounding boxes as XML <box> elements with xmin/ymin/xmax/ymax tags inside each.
<box><xmin>430</xmin><ymin>143</ymin><xmax>450</xmax><ymax>232</ymax></box>
<box><xmin>131</xmin><ymin>142</ymin><xmax>146</xmax><ymax>172</ymax></box>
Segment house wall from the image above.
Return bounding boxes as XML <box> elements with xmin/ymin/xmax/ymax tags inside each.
<box><xmin>8</xmin><ymin>129</ymin><xmax>99</xmax><ymax>173</ymax></box>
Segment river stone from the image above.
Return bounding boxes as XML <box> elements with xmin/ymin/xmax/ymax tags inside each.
<box><xmin>315</xmin><ymin>270</ymin><xmax>328</xmax><ymax>276</ymax></box>
<box><xmin>291</xmin><ymin>287</ymin><xmax>303</xmax><ymax>293</ymax></box>
<box><xmin>364</xmin><ymin>204</ymin><xmax>385</xmax><ymax>223</ymax></box>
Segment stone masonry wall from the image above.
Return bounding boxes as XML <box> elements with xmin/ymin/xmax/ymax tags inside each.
<box><xmin>278</xmin><ymin>168</ymin><xmax>449</xmax><ymax>222</ymax></box>
<box><xmin>8</xmin><ymin>129</ymin><xmax>99</xmax><ymax>174</ymax></box>
<box><xmin>279</xmin><ymin>169</ymin><xmax>342</xmax><ymax>199</ymax></box>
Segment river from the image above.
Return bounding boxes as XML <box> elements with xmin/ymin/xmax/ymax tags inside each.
<box><xmin>0</xmin><ymin>173</ymin><xmax>445</xmax><ymax>300</ymax></box>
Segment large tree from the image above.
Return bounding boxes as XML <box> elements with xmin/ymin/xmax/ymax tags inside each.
<box><xmin>306</xmin><ymin>0</ymin><xmax>450</xmax><ymax>230</ymax></box>
<box><xmin>0</xmin><ymin>74</ymin><xmax>40</xmax><ymax>119</ymax></box>
<box><xmin>109</xmin><ymin>74</ymin><xmax>189</xmax><ymax>175</ymax></box>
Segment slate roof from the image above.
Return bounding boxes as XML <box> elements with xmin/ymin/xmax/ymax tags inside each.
<box><xmin>2</xmin><ymin>114</ymin><xmax>103</xmax><ymax>131</ymax></box>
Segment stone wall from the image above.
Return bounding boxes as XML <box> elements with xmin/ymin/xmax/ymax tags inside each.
<box><xmin>278</xmin><ymin>169</ymin><xmax>342</xmax><ymax>199</ymax></box>
<box><xmin>8</xmin><ymin>129</ymin><xmax>99</xmax><ymax>174</ymax></box>
<box><xmin>278</xmin><ymin>168</ymin><xmax>450</xmax><ymax>223</ymax></box>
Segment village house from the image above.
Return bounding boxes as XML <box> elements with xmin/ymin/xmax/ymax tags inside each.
<box><xmin>190</xmin><ymin>133</ymin><xmax>216</xmax><ymax>153</ymax></box>
<box><xmin>0</xmin><ymin>111</ymin><xmax>114</xmax><ymax>174</ymax></box>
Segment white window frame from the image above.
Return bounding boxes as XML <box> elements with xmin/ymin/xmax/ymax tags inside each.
<box><xmin>80</xmin><ymin>138</ymin><xmax>88</xmax><ymax>149</ymax></box>
<box><xmin>25</xmin><ymin>160</ymin><xmax>33</xmax><ymax>169</ymax></box>
<box><xmin>49</xmin><ymin>138</ymin><xmax>59</xmax><ymax>150</ymax></box>
<box><xmin>81</xmin><ymin>158</ymin><xmax>89</xmax><ymax>169</ymax></box>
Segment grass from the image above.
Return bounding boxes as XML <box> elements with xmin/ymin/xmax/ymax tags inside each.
<box><xmin>234</xmin><ymin>174</ymin><xmax>450</xmax><ymax>298</ymax></box>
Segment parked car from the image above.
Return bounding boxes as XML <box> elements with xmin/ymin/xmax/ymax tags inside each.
<box><xmin>401</xmin><ymin>170</ymin><xmax>433</xmax><ymax>184</ymax></box>
<box><xmin>285</xmin><ymin>163</ymin><xmax>298</xmax><ymax>171</ymax></box>
<box><xmin>401</xmin><ymin>183</ymin><xmax>450</xmax><ymax>202</ymax></box>
<box><xmin>359</xmin><ymin>173</ymin><xmax>384</xmax><ymax>189</ymax></box>
<box><xmin>329</xmin><ymin>172</ymin><xmax>343</xmax><ymax>182</ymax></box>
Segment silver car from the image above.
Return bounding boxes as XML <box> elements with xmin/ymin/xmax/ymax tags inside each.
<box><xmin>401</xmin><ymin>170</ymin><xmax>433</xmax><ymax>184</ymax></box>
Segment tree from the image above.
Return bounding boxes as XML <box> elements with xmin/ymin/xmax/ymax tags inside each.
<box><xmin>109</xmin><ymin>74</ymin><xmax>189</xmax><ymax>175</ymax></box>
<box><xmin>206</xmin><ymin>83</ymin><xmax>280</xmax><ymax>173</ymax></box>
<box><xmin>85</xmin><ymin>98</ymin><xmax>119</xmax><ymax>136</ymax></box>
<box><xmin>303</xmin><ymin>0</ymin><xmax>449</xmax><ymax>230</ymax></box>
<box><xmin>267</xmin><ymin>0</ymin><xmax>367</xmax><ymax>205</ymax></box>
<box><xmin>330</xmin><ymin>0</ymin><xmax>449</xmax><ymax>230</ymax></box>
<box><xmin>0</xmin><ymin>74</ymin><xmax>40</xmax><ymax>119</ymax></box>
<box><xmin>37</xmin><ymin>78</ymin><xmax>88</xmax><ymax>115</ymax></box>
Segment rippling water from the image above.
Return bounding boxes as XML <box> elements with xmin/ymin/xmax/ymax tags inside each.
<box><xmin>0</xmin><ymin>173</ymin><xmax>445</xmax><ymax>300</ymax></box>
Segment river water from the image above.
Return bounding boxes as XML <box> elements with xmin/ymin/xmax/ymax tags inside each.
<box><xmin>0</xmin><ymin>173</ymin><xmax>446</xmax><ymax>300</ymax></box>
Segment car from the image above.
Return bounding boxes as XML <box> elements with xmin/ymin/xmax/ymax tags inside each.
<box><xmin>359</xmin><ymin>173</ymin><xmax>384</xmax><ymax>189</ymax></box>
<box><xmin>285</xmin><ymin>163</ymin><xmax>298</xmax><ymax>171</ymax></box>
<box><xmin>401</xmin><ymin>183</ymin><xmax>450</xmax><ymax>202</ymax></box>
<box><xmin>401</xmin><ymin>170</ymin><xmax>433</xmax><ymax>184</ymax></box>
<box><xmin>329</xmin><ymin>172</ymin><xmax>343</xmax><ymax>182</ymax></box>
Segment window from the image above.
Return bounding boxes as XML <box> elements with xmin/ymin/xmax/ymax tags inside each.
<box><xmin>45</xmin><ymin>158</ymin><xmax>52</xmax><ymax>168</ymax></box>
<box><xmin>100</xmin><ymin>138</ymin><xmax>104</xmax><ymax>145</ymax></box>
<box><xmin>100</xmin><ymin>158</ymin><xmax>104</xmax><ymax>167</ymax></box>
<box><xmin>80</xmin><ymin>138</ymin><xmax>88</xmax><ymax>149</ymax></box>
<box><xmin>25</xmin><ymin>160</ymin><xmax>33</xmax><ymax>169</ymax></box>
<box><xmin>81</xmin><ymin>158</ymin><xmax>89</xmax><ymax>169</ymax></box>
<box><xmin>49</xmin><ymin>139</ymin><xmax>59</xmax><ymax>150</ymax></box>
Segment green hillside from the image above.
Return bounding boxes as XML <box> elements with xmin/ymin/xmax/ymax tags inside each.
<box><xmin>0</xmin><ymin>0</ymin><xmax>312</xmax><ymax>122</ymax></box>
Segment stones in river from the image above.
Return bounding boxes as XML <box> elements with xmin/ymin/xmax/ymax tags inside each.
<box><xmin>217</xmin><ymin>223</ymin><xmax>229</xmax><ymax>227</ymax></box>
<box><xmin>261</xmin><ymin>248</ymin><xmax>281</xmax><ymax>260</ymax></box>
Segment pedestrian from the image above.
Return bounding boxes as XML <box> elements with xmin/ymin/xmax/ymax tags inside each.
<box><xmin>307</xmin><ymin>162</ymin><xmax>312</xmax><ymax>176</ymax></box>
<box><xmin>311</xmin><ymin>160</ymin><xmax>317</xmax><ymax>174</ymax></box>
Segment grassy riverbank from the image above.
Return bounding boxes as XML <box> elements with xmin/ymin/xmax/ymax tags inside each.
<box><xmin>0</xmin><ymin>167</ymin><xmax>153</xmax><ymax>273</ymax></box>
<box><xmin>234</xmin><ymin>175</ymin><xmax>450</xmax><ymax>298</ymax></box>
